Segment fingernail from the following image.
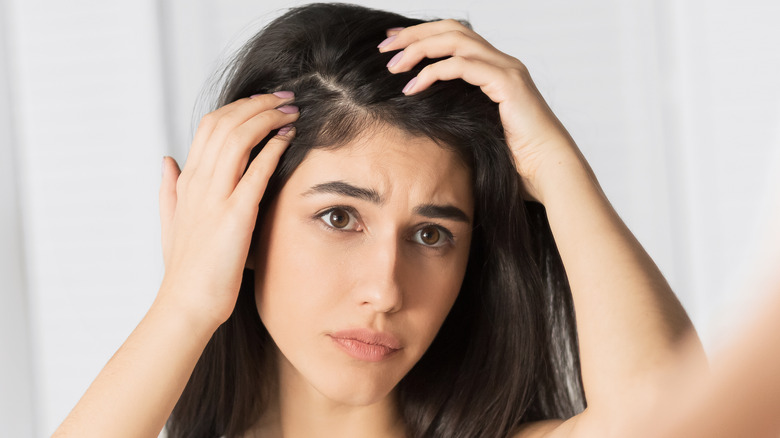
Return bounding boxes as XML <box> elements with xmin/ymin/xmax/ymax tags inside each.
<box><xmin>402</xmin><ymin>77</ymin><xmax>417</xmax><ymax>94</ymax></box>
<box><xmin>387</xmin><ymin>27</ymin><xmax>405</xmax><ymax>33</ymax></box>
<box><xmin>387</xmin><ymin>51</ymin><xmax>404</xmax><ymax>68</ymax></box>
<box><xmin>277</xmin><ymin>124</ymin><xmax>293</xmax><ymax>136</ymax></box>
<box><xmin>273</xmin><ymin>91</ymin><xmax>294</xmax><ymax>98</ymax></box>
<box><xmin>377</xmin><ymin>35</ymin><xmax>396</xmax><ymax>48</ymax></box>
<box><xmin>276</xmin><ymin>105</ymin><xmax>299</xmax><ymax>114</ymax></box>
<box><xmin>249</xmin><ymin>94</ymin><xmax>262</xmax><ymax>99</ymax></box>
<box><xmin>161</xmin><ymin>156</ymin><xmax>167</xmax><ymax>177</ymax></box>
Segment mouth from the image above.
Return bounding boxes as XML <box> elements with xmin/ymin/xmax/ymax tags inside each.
<box><xmin>328</xmin><ymin>328</ymin><xmax>402</xmax><ymax>362</ymax></box>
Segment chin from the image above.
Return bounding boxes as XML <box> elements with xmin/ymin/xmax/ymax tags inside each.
<box><xmin>312</xmin><ymin>369</ymin><xmax>399</xmax><ymax>406</ymax></box>
<box><xmin>275</xmin><ymin>339</ymin><xmax>409</xmax><ymax>407</ymax></box>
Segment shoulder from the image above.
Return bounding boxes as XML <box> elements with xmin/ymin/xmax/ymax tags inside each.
<box><xmin>511</xmin><ymin>414</ymin><xmax>584</xmax><ymax>438</ymax></box>
<box><xmin>512</xmin><ymin>419</ymin><xmax>564</xmax><ymax>438</ymax></box>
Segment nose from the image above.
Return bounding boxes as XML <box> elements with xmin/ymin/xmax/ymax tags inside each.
<box><xmin>355</xmin><ymin>237</ymin><xmax>404</xmax><ymax>314</ymax></box>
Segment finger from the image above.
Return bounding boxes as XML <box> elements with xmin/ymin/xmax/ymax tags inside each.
<box><xmin>385</xmin><ymin>27</ymin><xmax>404</xmax><ymax>37</ymax></box>
<box><xmin>186</xmin><ymin>92</ymin><xmax>295</xmax><ymax>175</ymax></box>
<box><xmin>185</xmin><ymin>97</ymin><xmax>255</xmax><ymax>173</ymax></box>
<box><xmin>159</xmin><ymin>156</ymin><xmax>181</xmax><ymax>263</ymax></box>
<box><xmin>231</xmin><ymin>127</ymin><xmax>295</xmax><ymax>207</ymax></box>
<box><xmin>385</xmin><ymin>30</ymin><xmax>516</xmax><ymax>74</ymax></box>
<box><xmin>209</xmin><ymin>105</ymin><xmax>299</xmax><ymax>198</ymax></box>
<box><xmin>196</xmin><ymin>97</ymin><xmax>297</xmax><ymax>182</ymax></box>
<box><xmin>402</xmin><ymin>56</ymin><xmax>525</xmax><ymax>104</ymax></box>
<box><xmin>379</xmin><ymin>19</ymin><xmax>487</xmax><ymax>53</ymax></box>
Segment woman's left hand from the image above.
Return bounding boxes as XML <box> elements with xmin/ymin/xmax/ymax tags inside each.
<box><xmin>378</xmin><ymin>20</ymin><xmax>587</xmax><ymax>203</ymax></box>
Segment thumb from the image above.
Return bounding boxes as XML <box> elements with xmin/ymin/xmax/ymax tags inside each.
<box><xmin>159</xmin><ymin>156</ymin><xmax>181</xmax><ymax>263</ymax></box>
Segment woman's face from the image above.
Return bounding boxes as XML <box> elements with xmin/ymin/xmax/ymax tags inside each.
<box><xmin>252</xmin><ymin>124</ymin><xmax>473</xmax><ymax>406</ymax></box>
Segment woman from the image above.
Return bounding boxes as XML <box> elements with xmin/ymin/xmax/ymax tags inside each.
<box><xmin>53</xmin><ymin>3</ymin><xmax>704</xmax><ymax>437</ymax></box>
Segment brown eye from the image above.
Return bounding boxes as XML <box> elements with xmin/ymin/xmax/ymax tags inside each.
<box><xmin>419</xmin><ymin>226</ymin><xmax>440</xmax><ymax>245</ymax></box>
<box><xmin>319</xmin><ymin>207</ymin><xmax>359</xmax><ymax>230</ymax></box>
<box><xmin>412</xmin><ymin>225</ymin><xmax>452</xmax><ymax>249</ymax></box>
<box><xmin>328</xmin><ymin>208</ymin><xmax>350</xmax><ymax>228</ymax></box>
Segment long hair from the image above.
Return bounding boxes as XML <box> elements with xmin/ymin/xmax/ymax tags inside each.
<box><xmin>166</xmin><ymin>3</ymin><xmax>585</xmax><ymax>437</ymax></box>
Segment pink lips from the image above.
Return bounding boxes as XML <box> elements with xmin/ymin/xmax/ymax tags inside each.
<box><xmin>328</xmin><ymin>328</ymin><xmax>402</xmax><ymax>362</ymax></box>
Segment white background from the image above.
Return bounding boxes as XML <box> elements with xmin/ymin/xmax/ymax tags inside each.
<box><xmin>1</xmin><ymin>0</ymin><xmax>779</xmax><ymax>436</ymax></box>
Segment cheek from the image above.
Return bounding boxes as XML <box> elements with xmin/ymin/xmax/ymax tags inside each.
<box><xmin>255</xmin><ymin>206</ymin><xmax>469</xmax><ymax>354</ymax></box>
<box><xmin>398</xmin><ymin>249</ymin><xmax>470</xmax><ymax>348</ymax></box>
<box><xmin>255</xmin><ymin>217</ymin><xmax>340</xmax><ymax>328</ymax></box>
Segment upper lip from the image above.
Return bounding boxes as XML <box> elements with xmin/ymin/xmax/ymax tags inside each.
<box><xmin>329</xmin><ymin>328</ymin><xmax>402</xmax><ymax>350</ymax></box>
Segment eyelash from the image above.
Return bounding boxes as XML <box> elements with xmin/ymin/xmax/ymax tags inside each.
<box><xmin>314</xmin><ymin>206</ymin><xmax>456</xmax><ymax>250</ymax></box>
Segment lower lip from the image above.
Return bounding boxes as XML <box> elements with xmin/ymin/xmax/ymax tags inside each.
<box><xmin>329</xmin><ymin>336</ymin><xmax>400</xmax><ymax>362</ymax></box>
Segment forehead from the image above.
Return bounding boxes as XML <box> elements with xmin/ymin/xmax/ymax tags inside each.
<box><xmin>286</xmin><ymin>125</ymin><xmax>473</xmax><ymax>210</ymax></box>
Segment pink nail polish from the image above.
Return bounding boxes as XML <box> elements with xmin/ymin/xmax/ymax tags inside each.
<box><xmin>377</xmin><ymin>35</ymin><xmax>396</xmax><ymax>48</ymax></box>
<box><xmin>276</xmin><ymin>105</ymin><xmax>299</xmax><ymax>114</ymax></box>
<box><xmin>402</xmin><ymin>77</ymin><xmax>418</xmax><ymax>94</ymax></box>
<box><xmin>387</xmin><ymin>27</ymin><xmax>405</xmax><ymax>33</ymax></box>
<box><xmin>277</xmin><ymin>124</ymin><xmax>293</xmax><ymax>136</ymax></box>
<box><xmin>387</xmin><ymin>51</ymin><xmax>404</xmax><ymax>68</ymax></box>
<box><xmin>273</xmin><ymin>91</ymin><xmax>294</xmax><ymax>98</ymax></box>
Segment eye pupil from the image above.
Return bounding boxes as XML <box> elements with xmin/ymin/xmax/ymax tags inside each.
<box><xmin>329</xmin><ymin>209</ymin><xmax>350</xmax><ymax>228</ymax></box>
<box><xmin>420</xmin><ymin>227</ymin><xmax>440</xmax><ymax>245</ymax></box>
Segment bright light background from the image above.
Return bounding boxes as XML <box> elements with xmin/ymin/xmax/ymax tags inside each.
<box><xmin>1</xmin><ymin>0</ymin><xmax>778</xmax><ymax>436</ymax></box>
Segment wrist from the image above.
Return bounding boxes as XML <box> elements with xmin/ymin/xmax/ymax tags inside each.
<box><xmin>151</xmin><ymin>281</ymin><xmax>225</xmax><ymax>342</ymax></box>
<box><xmin>521</xmin><ymin>147</ymin><xmax>604</xmax><ymax>206</ymax></box>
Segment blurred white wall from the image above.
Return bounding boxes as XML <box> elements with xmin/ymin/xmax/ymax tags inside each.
<box><xmin>1</xmin><ymin>0</ymin><xmax>778</xmax><ymax>435</ymax></box>
<box><xmin>0</xmin><ymin>0</ymin><xmax>34</xmax><ymax>435</ymax></box>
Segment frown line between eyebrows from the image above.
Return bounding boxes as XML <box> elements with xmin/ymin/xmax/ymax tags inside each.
<box><xmin>300</xmin><ymin>180</ymin><xmax>471</xmax><ymax>224</ymax></box>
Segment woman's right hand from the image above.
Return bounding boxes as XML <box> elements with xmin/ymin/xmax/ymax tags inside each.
<box><xmin>157</xmin><ymin>92</ymin><xmax>299</xmax><ymax>331</ymax></box>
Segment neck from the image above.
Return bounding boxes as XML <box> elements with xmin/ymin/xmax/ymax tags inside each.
<box><xmin>248</xmin><ymin>350</ymin><xmax>406</xmax><ymax>438</ymax></box>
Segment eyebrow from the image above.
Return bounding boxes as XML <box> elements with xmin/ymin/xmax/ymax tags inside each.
<box><xmin>301</xmin><ymin>180</ymin><xmax>471</xmax><ymax>224</ymax></box>
<box><xmin>413</xmin><ymin>203</ymin><xmax>471</xmax><ymax>224</ymax></box>
<box><xmin>302</xmin><ymin>180</ymin><xmax>383</xmax><ymax>203</ymax></box>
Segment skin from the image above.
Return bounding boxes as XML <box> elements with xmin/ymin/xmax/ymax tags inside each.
<box><xmin>381</xmin><ymin>22</ymin><xmax>708</xmax><ymax>437</ymax></box>
<box><xmin>54</xmin><ymin>92</ymin><xmax>301</xmax><ymax>437</ymax></box>
<box><xmin>247</xmin><ymin>124</ymin><xmax>473</xmax><ymax>437</ymax></box>
<box><xmin>55</xmin><ymin>17</ymin><xmax>780</xmax><ymax>438</ymax></box>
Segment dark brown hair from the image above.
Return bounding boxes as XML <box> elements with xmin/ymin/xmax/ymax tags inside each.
<box><xmin>166</xmin><ymin>3</ymin><xmax>585</xmax><ymax>437</ymax></box>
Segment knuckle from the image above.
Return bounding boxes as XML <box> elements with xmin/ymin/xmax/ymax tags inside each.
<box><xmin>247</xmin><ymin>111</ymin><xmax>277</xmax><ymax>133</ymax></box>
<box><xmin>402</xmin><ymin>41</ymin><xmax>418</xmax><ymax>56</ymax></box>
<box><xmin>511</xmin><ymin>57</ymin><xmax>529</xmax><ymax>72</ymax></box>
<box><xmin>508</xmin><ymin>64</ymin><xmax>529</xmax><ymax>80</ymax></box>
<box><xmin>441</xmin><ymin>18</ymin><xmax>471</xmax><ymax>31</ymax></box>
<box><xmin>257</xmin><ymin>110</ymin><xmax>278</xmax><ymax>125</ymax></box>
<box><xmin>213</xmin><ymin>113</ymin><xmax>239</xmax><ymax>134</ymax></box>
<box><xmin>199</xmin><ymin>112</ymin><xmax>218</xmax><ymax>129</ymax></box>
<box><xmin>445</xmin><ymin>29</ymin><xmax>467</xmax><ymax>39</ymax></box>
<box><xmin>252</xmin><ymin>155</ymin><xmax>276</xmax><ymax>178</ymax></box>
<box><xmin>224</xmin><ymin>130</ymin><xmax>248</xmax><ymax>151</ymax></box>
<box><xmin>455</xmin><ymin>19</ymin><xmax>474</xmax><ymax>31</ymax></box>
<box><xmin>448</xmin><ymin>56</ymin><xmax>467</xmax><ymax>69</ymax></box>
<box><xmin>243</xmin><ymin>162</ymin><xmax>266</xmax><ymax>182</ymax></box>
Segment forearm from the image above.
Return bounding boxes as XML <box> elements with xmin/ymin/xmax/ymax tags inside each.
<box><xmin>535</xmin><ymin>150</ymin><xmax>706</xmax><ymax>408</ymax></box>
<box><xmin>57</xmin><ymin>92</ymin><xmax>296</xmax><ymax>437</ymax></box>
<box><xmin>52</xmin><ymin>293</ymin><xmax>217</xmax><ymax>438</ymax></box>
<box><xmin>623</xmin><ymin>291</ymin><xmax>780</xmax><ymax>438</ymax></box>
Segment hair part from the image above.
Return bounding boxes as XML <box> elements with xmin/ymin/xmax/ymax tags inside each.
<box><xmin>167</xmin><ymin>3</ymin><xmax>585</xmax><ymax>437</ymax></box>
